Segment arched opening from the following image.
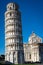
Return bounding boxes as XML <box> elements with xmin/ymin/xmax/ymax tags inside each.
<box><xmin>29</xmin><ymin>54</ymin><xmax>31</xmax><ymax>59</ymax></box>
<box><xmin>13</xmin><ymin>52</ymin><xmax>16</xmax><ymax>63</ymax></box>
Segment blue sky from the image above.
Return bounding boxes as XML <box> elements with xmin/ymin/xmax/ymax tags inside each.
<box><xmin>0</xmin><ymin>0</ymin><xmax>43</xmax><ymax>54</ymax></box>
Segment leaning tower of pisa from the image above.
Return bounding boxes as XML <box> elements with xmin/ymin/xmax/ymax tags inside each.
<box><xmin>5</xmin><ymin>3</ymin><xmax>24</xmax><ymax>64</ymax></box>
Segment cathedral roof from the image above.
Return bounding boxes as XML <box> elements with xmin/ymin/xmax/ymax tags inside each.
<box><xmin>28</xmin><ymin>32</ymin><xmax>42</xmax><ymax>44</ymax></box>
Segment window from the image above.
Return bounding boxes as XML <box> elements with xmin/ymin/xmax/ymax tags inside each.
<box><xmin>12</xmin><ymin>32</ymin><xmax>14</xmax><ymax>35</ymax></box>
<box><xmin>10</xmin><ymin>13</ymin><xmax>11</xmax><ymax>16</ymax></box>
<box><xmin>10</xmin><ymin>7</ymin><xmax>12</xmax><ymax>10</ymax></box>
<box><xmin>13</xmin><ymin>4</ymin><xmax>14</xmax><ymax>8</ymax></box>
<box><xmin>29</xmin><ymin>54</ymin><xmax>31</xmax><ymax>59</ymax></box>
<box><xmin>17</xmin><ymin>12</ymin><xmax>18</xmax><ymax>15</ymax></box>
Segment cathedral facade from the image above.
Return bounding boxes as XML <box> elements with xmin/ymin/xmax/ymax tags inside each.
<box><xmin>5</xmin><ymin>2</ymin><xmax>43</xmax><ymax>64</ymax></box>
<box><xmin>23</xmin><ymin>32</ymin><xmax>43</xmax><ymax>63</ymax></box>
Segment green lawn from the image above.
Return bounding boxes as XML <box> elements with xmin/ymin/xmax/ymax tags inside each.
<box><xmin>0</xmin><ymin>63</ymin><xmax>37</xmax><ymax>65</ymax></box>
<box><xmin>11</xmin><ymin>64</ymin><xmax>37</xmax><ymax>65</ymax></box>
<box><xmin>0</xmin><ymin>61</ymin><xmax>37</xmax><ymax>65</ymax></box>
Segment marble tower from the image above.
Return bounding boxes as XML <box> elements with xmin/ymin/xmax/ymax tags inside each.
<box><xmin>5</xmin><ymin>3</ymin><xmax>24</xmax><ymax>64</ymax></box>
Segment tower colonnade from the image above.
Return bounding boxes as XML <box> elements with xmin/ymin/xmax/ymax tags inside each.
<box><xmin>5</xmin><ymin>3</ymin><xmax>24</xmax><ymax>64</ymax></box>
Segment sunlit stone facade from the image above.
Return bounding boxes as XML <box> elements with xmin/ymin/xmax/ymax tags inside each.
<box><xmin>5</xmin><ymin>2</ymin><xmax>43</xmax><ymax>64</ymax></box>
<box><xmin>5</xmin><ymin>3</ymin><xmax>24</xmax><ymax>64</ymax></box>
<box><xmin>23</xmin><ymin>32</ymin><xmax>43</xmax><ymax>63</ymax></box>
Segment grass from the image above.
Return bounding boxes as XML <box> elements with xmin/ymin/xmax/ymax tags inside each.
<box><xmin>7</xmin><ymin>64</ymin><xmax>37</xmax><ymax>65</ymax></box>
<box><xmin>0</xmin><ymin>63</ymin><xmax>37</xmax><ymax>65</ymax></box>
<box><xmin>14</xmin><ymin>64</ymin><xmax>36</xmax><ymax>65</ymax></box>
<box><xmin>0</xmin><ymin>61</ymin><xmax>37</xmax><ymax>65</ymax></box>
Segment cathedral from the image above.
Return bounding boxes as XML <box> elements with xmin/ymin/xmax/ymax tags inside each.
<box><xmin>23</xmin><ymin>32</ymin><xmax>43</xmax><ymax>63</ymax></box>
<box><xmin>5</xmin><ymin>2</ymin><xmax>43</xmax><ymax>64</ymax></box>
